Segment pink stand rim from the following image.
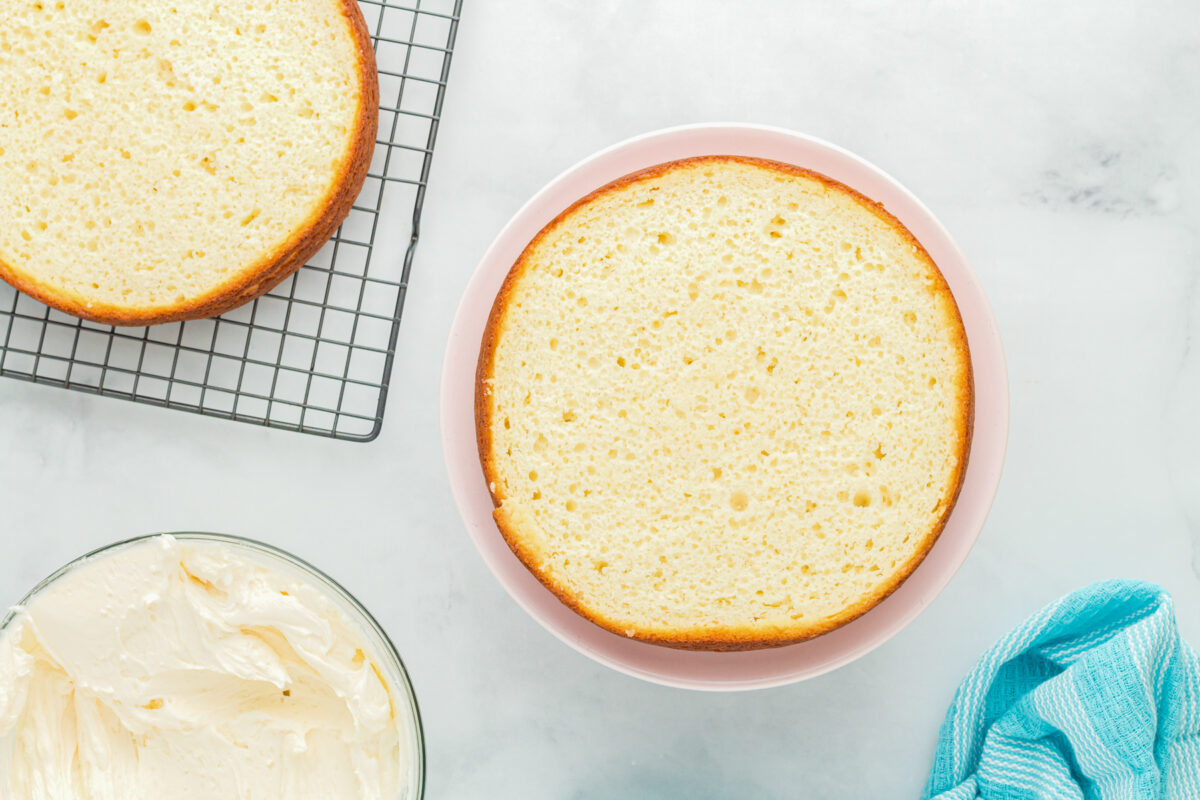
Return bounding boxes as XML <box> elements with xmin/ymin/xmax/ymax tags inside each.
<box><xmin>441</xmin><ymin>123</ymin><xmax>1008</xmax><ymax>691</ymax></box>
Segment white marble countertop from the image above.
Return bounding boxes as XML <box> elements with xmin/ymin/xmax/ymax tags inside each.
<box><xmin>2</xmin><ymin>1</ymin><xmax>1199</xmax><ymax>796</ymax></box>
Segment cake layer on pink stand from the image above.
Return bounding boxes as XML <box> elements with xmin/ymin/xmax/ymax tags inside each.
<box><xmin>441</xmin><ymin>124</ymin><xmax>1008</xmax><ymax>691</ymax></box>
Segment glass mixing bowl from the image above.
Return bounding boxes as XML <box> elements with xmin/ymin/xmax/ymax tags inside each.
<box><xmin>0</xmin><ymin>531</ymin><xmax>425</xmax><ymax>800</ymax></box>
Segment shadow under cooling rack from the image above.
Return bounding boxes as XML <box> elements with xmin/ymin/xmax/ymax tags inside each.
<box><xmin>0</xmin><ymin>0</ymin><xmax>462</xmax><ymax>442</ymax></box>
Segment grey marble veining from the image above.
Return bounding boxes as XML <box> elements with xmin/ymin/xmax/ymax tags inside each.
<box><xmin>1</xmin><ymin>1</ymin><xmax>1198</xmax><ymax>797</ymax></box>
<box><xmin>1169</xmin><ymin>261</ymin><xmax>1199</xmax><ymax>580</ymax></box>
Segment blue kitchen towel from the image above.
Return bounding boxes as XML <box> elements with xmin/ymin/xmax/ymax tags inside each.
<box><xmin>924</xmin><ymin>580</ymin><xmax>1200</xmax><ymax>800</ymax></box>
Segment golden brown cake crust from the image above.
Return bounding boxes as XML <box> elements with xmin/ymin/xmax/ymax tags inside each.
<box><xmin>0</xmin><ymin>0</ymin><xmax>379</xmax><ymax>327</ymax></box>
<box><xmin>476</xmin><ymin>155</ymin><xmax>973</xmax><ymax>651</ymax></box>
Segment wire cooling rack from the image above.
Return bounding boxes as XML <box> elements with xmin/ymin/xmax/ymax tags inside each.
<box><xmin>0</xmin><ymin>0</ymin><xmax>461</xmax><ymax>442</ymax></box>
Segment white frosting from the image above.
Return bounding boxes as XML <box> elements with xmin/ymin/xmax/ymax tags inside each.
<box><xmin>0</xmin><ymin>536</ymin><xmax>409</xmax><ymax>800</ymax></box>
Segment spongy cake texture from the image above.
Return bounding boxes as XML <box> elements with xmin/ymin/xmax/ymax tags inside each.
<box><xmin>0</xmin><ymin>0</ymin><xmax>377</xmax><ymax>325</ymax></box>
<box><xmin>478</xmin><ymin>156</ymin><xmax>972</xmax><ymax>650</ymax></box>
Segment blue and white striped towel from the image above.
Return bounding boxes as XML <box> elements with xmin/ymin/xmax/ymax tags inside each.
<box><xmin>924</xmin><ymin>579</ymin><xmax>1200</xmax><ymax>799</ymax></box>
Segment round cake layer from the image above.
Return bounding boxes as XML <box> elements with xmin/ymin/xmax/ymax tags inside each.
<box><xmin>477</xmin><ymin>156</ymin><xmax>972</xmax><ymax>650</ymax></box>
<box><xmin>0</xmin><ymin>0</ymin><xmax>377</xmax><ymax>325</ymax></box>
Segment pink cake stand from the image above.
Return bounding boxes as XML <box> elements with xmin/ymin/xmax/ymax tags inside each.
<box><xmin>441</xmin><ymin>124</ymin><xmax>1008</xmax><ymax>691</ymax></box>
